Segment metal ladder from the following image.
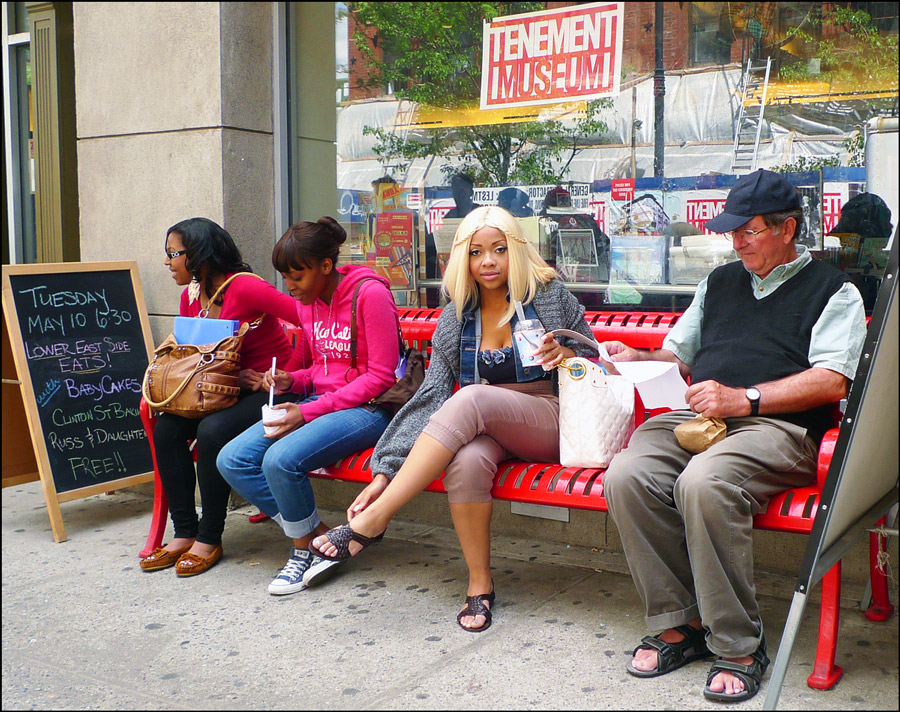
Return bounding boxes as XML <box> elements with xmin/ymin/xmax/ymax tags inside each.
<box><xmin>731</xmin><ymin>56</ymin><xmax>772</xmax><ymax>173</ymax></box>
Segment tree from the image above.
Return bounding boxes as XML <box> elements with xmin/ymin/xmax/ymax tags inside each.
<box><xmin>347</xmin><ymin>2</ymin><xmax>613</xmax><ymax>186</ymax></box>
<box><xmin>776</xmin><ymin>132</ymin><xmax>865</xmax><ymax>174</ymax></box>
<box><xmin>779</xmin><ymin>6</ymin><xmax>899</xmax><ymax>89</ymax></box>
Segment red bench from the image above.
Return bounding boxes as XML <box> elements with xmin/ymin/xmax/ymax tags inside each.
<box><xmin>138</xmin><ymin>307</ymin><xmax>893</xmax><ymax>690</ymax></box>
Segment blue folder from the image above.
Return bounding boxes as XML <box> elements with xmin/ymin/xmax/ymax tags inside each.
<box><xmin>174</xmin><ymin>316</ymin><xmax>240</xmax><ymax>345</ymax></box>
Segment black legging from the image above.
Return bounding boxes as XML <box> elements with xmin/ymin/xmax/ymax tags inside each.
<box><xmin>153</xmin><ymin>390</ymin><xmax>296</xmax><ymax>545</ymax></box>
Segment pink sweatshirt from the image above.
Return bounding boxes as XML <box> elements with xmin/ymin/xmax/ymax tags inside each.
<box><xmin>284</xmin><ymin>265</ymin><xmax>400</xmax><ymax>423</ymax></box>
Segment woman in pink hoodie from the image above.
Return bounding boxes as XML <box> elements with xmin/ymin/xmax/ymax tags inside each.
<box><xmin>217</xmin><ymin>217</ymin><xmax>400</xmax><ymax>595</ymax></box>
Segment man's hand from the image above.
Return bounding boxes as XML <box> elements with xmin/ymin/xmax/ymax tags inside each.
<box><xmin>602</xmin><ymin>340</ymin><xmax>642</xmax><ymax>362</ymax></box>
<box><xmin>347</xmin><ymin>474</ymin><xmax>390</xmax><ymax>520</ymax></box>
<box><xmin>263</xmin><ymin>402</ymin><xmax>305</xmax><ymax>439</ymax></box>
<box><xmin>687</xmin><ymin>369</ymin><xmax>849</xmax><ymax>419</ymax></box>
<box><xmin>686</xmin><ymin>380</ymin><xmax>750</xmax><ymax>418</ymax></box>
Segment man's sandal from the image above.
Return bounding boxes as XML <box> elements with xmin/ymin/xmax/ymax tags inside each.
<box><xmin>625</xmin><ymin>624</ymin><xmax>712</xmax><ymax>678</ymax></box>
<box><xmin>703</xmin><ymin>639</ymin><xmax>770</xmax><ymax>703</ymax></box>
<box><xmin>309</xmin><ymin>523</ymin><xmax>384</xmax><ymax>562</ymax></box>
<box><xmin>457</xmin><ymin>586</ymin><xmax>495</xmax><ymax>633</ymax></box>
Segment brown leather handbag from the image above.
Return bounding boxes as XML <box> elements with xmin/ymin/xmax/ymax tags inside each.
<box><xmin>141</xmin><ymin>274</ymin><xmax>264</xmax><ymax>419</ymax></box>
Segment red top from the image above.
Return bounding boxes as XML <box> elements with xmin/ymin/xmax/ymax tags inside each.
<box><xmin>179</xmin><ymin>273</ymin><xmax>298</xmax><ymax>373</ymax></box>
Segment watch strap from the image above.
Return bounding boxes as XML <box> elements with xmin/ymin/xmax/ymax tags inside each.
<box><xmin>747</xmin><ymin>388</ymin><xmax>760</xmax><ymax>416</ymax></box>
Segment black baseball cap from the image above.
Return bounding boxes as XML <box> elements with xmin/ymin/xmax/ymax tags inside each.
<box><xmin>705</xmin><ymin>169</ymin><xmax>801</xmax><ymax>233</ymax></box>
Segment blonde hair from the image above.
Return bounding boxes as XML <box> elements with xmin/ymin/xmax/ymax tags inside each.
<box><xmin>441</xmin><ymin>205</ymin><xmax>557</xmax><ymax>322</ymax></box>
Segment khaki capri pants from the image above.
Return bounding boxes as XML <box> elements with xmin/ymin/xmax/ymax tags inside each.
<box><xmin>422</xmin><ymin>380</ymin><xmax>559</xmax><ymax>503</ymax></box>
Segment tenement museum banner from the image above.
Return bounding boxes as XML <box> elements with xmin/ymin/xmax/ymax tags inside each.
<box><xmin>480</xmin><ymin>2</ymin><xmax>623</xmax><ymax>110</ymax></box>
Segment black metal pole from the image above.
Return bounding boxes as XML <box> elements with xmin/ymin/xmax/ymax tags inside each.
<box><xmin>654</xmin><ymin>1</ymin><xmax>665</xmax><ymax>178</ymax></box>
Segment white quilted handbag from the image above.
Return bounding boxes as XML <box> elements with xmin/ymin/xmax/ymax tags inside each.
<box><xmin>551</xmin><ymin>329</ymin><xmax>635</xmax><ymax>468</ymax></box>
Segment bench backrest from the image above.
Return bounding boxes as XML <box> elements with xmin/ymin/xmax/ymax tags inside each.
<box><xmin>397</xmin><ymin>308</ymin><xmax>682</xmax><ymax>356</ymax></box>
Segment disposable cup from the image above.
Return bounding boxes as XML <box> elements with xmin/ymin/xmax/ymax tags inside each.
<box><xmin>513</xmin><ymin>320</ymin><xmax>546</xmax><ymax>367</ymax></box>
<box><xmin>261</xmin><ymin>404</ymin><xmax>286</xmax><ymax>435</ymax></box>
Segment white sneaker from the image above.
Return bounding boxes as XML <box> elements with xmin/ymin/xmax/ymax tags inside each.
<box><xmin>303</xmin><ymin>555</ymin><xmax>344</xmax><ymax>587</ymax></box>
<box><xmin>267</xmin><ymin>548</ymin><xmax>313</xmax><ymax>595</ymax></box>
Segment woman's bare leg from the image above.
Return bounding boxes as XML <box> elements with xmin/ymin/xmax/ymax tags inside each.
<box><xmin>449</xmin><ymin>500</ymin><xmax>493</xmax><ymax>629</ymax></box>
<box><xmin>312</xmin><ymin>433</ymin><xmax>454</xmax><ymax>557</ymax></box>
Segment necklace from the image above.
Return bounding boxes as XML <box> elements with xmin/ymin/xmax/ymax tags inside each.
<box><xmin>313</xmin><ymin>274</ymin><xmax>342</xmax><ymax>376</ymax></box>
<box><xmin>314</xmin><ymin>298</ymin><xmax>336</xmax><ymax>375</ymax></box>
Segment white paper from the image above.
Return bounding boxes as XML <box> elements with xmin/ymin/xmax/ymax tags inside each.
<box><xmin>611</xmin><ymin>360</ymin><xmax>689</xmax><ymax>410</ymax></box>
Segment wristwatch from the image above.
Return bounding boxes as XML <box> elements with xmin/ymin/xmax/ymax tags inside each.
<box><xmin>745</xmin><ymin>387</ymin><xmax>761</xmax><ymax>416</ymax></box>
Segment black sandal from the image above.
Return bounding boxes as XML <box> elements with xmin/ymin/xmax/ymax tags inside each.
<box><xmin>309</xmin><ymin>523</ymin><xmax>385</xmax><ymax>562</ymax></box>
<box><xmin>457</xmin><ymin>585</ymin><xmax>495</xmax><ymax>633</ymax></box>
<box><xmin>703</xmin><ymin>637</ymin><xmax>770</xmax><ymax>702</ymax></box>
<box><xmin>625</xmin><ymin>624</ymin><xmax>712</xmax><ymax>678</ymax></box>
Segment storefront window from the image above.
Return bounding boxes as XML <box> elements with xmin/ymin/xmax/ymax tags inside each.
<box><xmin>3</xmin><ymin>1</ymin><xmax>37</xmax><ymax>265</ymax></box>
<box><xmin>333</xmin><ymin>2</ymin><xmax>898</xmax><ymax>314</ymax></box>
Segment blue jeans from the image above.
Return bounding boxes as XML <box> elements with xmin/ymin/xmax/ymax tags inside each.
<box><xmin>216</xmin><ymin>397</ymin><xmax>392</xmax><ymax>539</ymax></box>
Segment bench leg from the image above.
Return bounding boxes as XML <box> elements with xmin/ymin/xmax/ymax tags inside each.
<box><xmin>140</xmin><ymin>473</ymin><xmax>169</xmax><ymax>559</ymax></box>
<box><xmin>807</xmin><ymin>561</ymin><xmax>844</xmax><ymax>690</ymax></box>
<box><xmin>865</xmin><ymin>516</ymin><xmax>895</xmax><ymax>622</ymax></box>
<box><xmin>139</xmin><ymin>400</ymin><xmax>168</xmax><ymax>559</ymax></box>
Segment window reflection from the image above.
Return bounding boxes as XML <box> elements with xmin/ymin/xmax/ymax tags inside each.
<box><xmin>334</xmin><ymin>2</ymin><xmax>898</xmax><ymax>314</ymax></box>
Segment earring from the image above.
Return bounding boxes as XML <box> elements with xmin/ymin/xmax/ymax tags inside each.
<box><xmin>188</xmin><ymin>277</ymin><xmax>201</xmax><ymax>304</ymax></box>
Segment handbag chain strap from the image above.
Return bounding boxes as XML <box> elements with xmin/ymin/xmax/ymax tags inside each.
<box><xmin>198</xmin><ymin>272</ymin><xmax>267</xmax><ymax>328</ymax></box>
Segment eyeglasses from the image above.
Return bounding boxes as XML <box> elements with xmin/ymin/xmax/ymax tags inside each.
<box><xmin>165</xmin><ymin>249</ymin><xmax>187</xmax><ymax>259</ymax></box>
<box><xmin>726</xmin><ymin>226</ymin><xmax>777</xmax><ymax>242</ymax></box>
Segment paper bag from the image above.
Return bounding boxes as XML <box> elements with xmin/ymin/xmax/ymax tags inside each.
<box><xmin>674</xmin><ymin>415</ymin><xmax>727</xmax><ymax>453</ymax></box>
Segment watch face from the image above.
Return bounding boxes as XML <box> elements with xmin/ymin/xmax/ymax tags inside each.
<box><xmin>746</xmin><ymin>387</ymin><xmax>761</xmax><ymax>401</ymax></box>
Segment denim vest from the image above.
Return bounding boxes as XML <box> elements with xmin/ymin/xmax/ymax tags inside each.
<box><xmin>458</xmin><ymin>301</ymin><xmax>547</xmax><ymax>387</ymax></box>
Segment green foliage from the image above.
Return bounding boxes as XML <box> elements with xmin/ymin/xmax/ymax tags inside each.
<box><xmin>779</xmin><ymin>6</ymin><xmax>899</xmax><ymax>87</ymax></box>
<box><xmin>348</xmin><ymin>2</ymin><xmax>613</xmax><ymax>186</ymax></box>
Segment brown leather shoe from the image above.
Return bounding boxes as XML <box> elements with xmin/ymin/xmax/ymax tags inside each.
<box><xmin>140</xmin><ymin>544</ymin><xmax>192</xmax><ymax>572</ymax></box>
<box><xmin>174</xmin><ymin>544</ymin><xmax>223</xmax><ymax>577</ymax></box>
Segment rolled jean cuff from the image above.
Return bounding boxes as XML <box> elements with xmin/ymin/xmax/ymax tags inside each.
<box><xmin>273</xmin><ymin>510</ymin><xmax>321</xmax><ymax>539</ymax></box>
<box><xmin>645</xmin><ymin>604</ymin><xmax>701</xmax><ymax>633</ymax></box>
<box><xmin>422</xmin><ymin>419</ymin><xmax>466</xmax><ymax>453</ymax></box>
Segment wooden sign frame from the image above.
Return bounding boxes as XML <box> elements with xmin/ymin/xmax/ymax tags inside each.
<box><xmin>1</xmin><ymin>261</ymin><xmax>156</xmax><ymax>542</ymax></box>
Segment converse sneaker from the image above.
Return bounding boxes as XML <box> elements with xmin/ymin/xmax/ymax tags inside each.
<box><xmin>267</xmin><ymin>548</ymin><xmax>314</xmax><ymax>595</ymax></box>
<box><xmin>303</xmin><ymin>555</ymin><xmax>344</xmax><ymax>588</ymax></box>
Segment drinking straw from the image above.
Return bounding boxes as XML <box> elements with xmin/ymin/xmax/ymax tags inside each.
<box><xmin>514</xmin><ymin>300</ymin><xmax>526</xmax><ymax>322</ymax></box>
<box><xmin>268</xmin><ymin>356</ymin><xmax>276</xmax><ymax>408</ymax></box>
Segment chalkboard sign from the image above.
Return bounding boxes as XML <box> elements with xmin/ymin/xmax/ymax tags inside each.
<box><xmin>1</xmin><ymin>261</ymin><xmax>155</xmax><ymax>542</ymax></box>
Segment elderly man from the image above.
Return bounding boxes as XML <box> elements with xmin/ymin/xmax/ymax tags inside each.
<box><xmin>601</xmin><ymin>169</ymin><xmax>866</xmax><ymax>703</ymax></box>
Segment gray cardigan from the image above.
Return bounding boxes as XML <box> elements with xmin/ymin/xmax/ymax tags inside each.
<box><xmin>369</xmin><ymin>280</ymin><xmax>598</xmax><ymax>479</ymax></box>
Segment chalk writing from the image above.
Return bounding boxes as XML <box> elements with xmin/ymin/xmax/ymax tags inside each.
<box><xmin>36</xmin><ymin>378</ymin><xmax>62</xmax><ymax>408</ymax></box>
<box><xmin>6</xmin><ymin>267</ymin><xmax>153</xmax><ymax>494</ymax></box>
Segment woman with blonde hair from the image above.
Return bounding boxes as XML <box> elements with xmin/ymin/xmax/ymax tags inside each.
<box><xmin>311</xmin><ymin>205</ymin><xmax>600</xmax><ymax>631</ymax></box>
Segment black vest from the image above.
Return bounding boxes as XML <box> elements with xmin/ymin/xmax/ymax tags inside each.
<box><xmin>691</xmin><ymin>258</ymin><xmax>852</xmax><ymax>443</ymax></box>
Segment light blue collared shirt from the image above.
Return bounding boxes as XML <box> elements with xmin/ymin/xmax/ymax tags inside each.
<box><xmin>663</xmin><ymin>246</ymin><xmax>867</xmax><ymax>380</ymax></box>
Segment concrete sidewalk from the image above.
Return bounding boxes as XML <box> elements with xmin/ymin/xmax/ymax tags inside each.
<box><xmin>2</xmin><ymin>481</ymin><xmax>897</xmax><ymax>711</ymax></box>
